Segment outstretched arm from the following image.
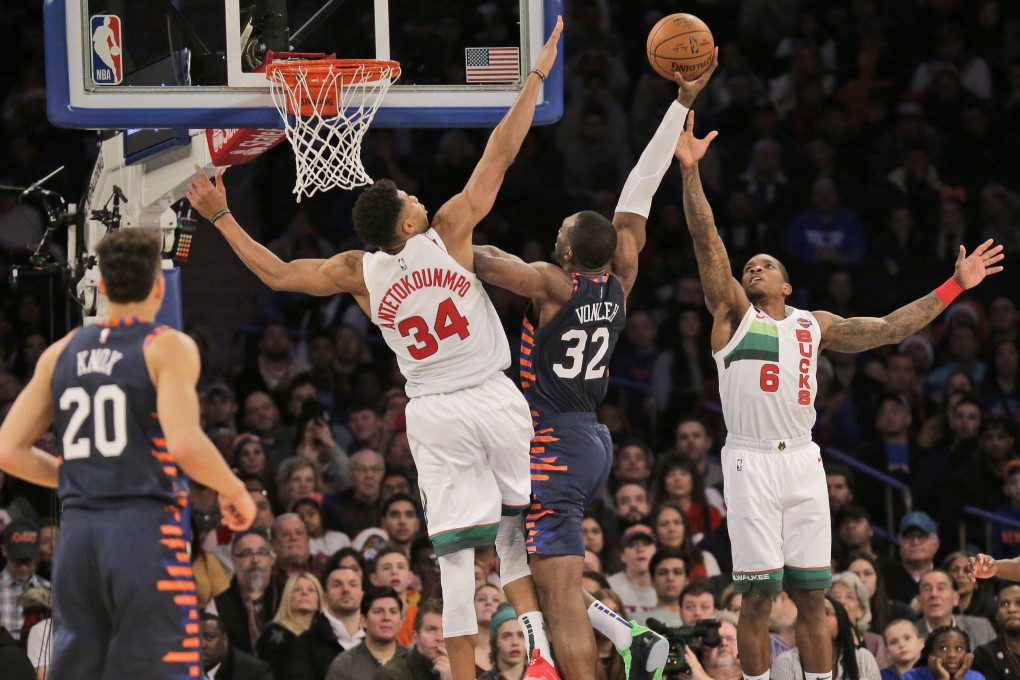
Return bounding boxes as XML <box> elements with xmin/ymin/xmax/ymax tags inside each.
<box><xmin>819</xmin><ymin>240</ymin><xmax>1004</xmax><ymax>352</ymax></box>
<box><xmin>186</xmin><ymin>167</ymin><xmax>363</xmax><ymax>296</ymax></box>
<box><xmin>613</xmin><ymin>50</ymin><xmax>718</xmax><ymax>297</ymax></box>
<box><xmin>676</xmin><ymin>113</ymin><xmax>749</xmax><ymax>349</ymax></box>
<box><xmin>432</xmin><ymin>17</ymin><xmax>563</xmax><ymax>266</ymax></box>
<box><xmin>0</xmin><ymin>340</ymin><xmax>66</xmax><ymax>488</ymax></box>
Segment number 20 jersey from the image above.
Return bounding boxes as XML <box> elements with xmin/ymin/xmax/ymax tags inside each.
<box><xmin>362</xmin><ymin>229</ymin><xmax>510</xmax><ymax>398</ymax></box>
<box><xmin>520</xmin><ymin>274</ymin><xmax>626</xmax><ymax>417</ymax></box>
<box><xmin>50</xmin><ymin>319</ymin><xmax>183</xmax><ymax>509</ymax></box>
<box><xmin>713</xmin><ymin>305</ymin><xmax>821</xmax><ymax>441</ymax></box>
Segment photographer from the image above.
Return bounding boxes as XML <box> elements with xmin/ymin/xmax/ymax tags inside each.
<box><xmin>683</xmin><ymin>613</ymin><xmax>742</xmax><ymax>680</ymax></box>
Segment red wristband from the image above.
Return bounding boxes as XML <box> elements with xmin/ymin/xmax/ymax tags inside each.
<box><xmin>935</xmin><ymin>277</ymin><xmax>963</xmax><ymax>305</ymax></box>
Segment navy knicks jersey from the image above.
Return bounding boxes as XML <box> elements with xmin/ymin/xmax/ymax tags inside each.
<box><xmin>51</xmin><ymin>318</ymin><xmax>185</xmax><ymax>508</ymax></box>
<box><xmin>520</xmin><ymin>274</ymin><xmax>626</xmax><ymax>417</ymax></box>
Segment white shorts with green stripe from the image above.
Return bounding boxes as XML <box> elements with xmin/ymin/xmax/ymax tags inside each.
<box><xmin>405</xmin><ymin>372</ymin><xmax>534</xmax><ymax>557</ymax></box>
<box><xmin>722</xmin><ymin>434</ymin><xmax>833</xmax><ymax>593</ymax></box>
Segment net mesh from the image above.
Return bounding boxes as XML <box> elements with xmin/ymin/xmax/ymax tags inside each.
<box><xmin>266</xmin><ymin>60</ymin><xmax>400</xmax><ymax>201</ymax></box>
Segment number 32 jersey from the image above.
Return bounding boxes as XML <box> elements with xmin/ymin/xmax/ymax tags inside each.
<box><xmin>521</xmin><ymin>274</ymin><xmax>626</xmax><ymax>417</ymax></box>
<box><xmin>51</xmin><ymin>319</ymin><xmax>184</xmax><ymax>509</ymax></box>
<box><xmin>713</xmin><ymin>305</ymin><xmax>821</xmax><ymax>441</ymax></box>
<box><xmin>363</xmin><ymin>229</ymin><xmax>510</xmax><ymax>397</ymax></box>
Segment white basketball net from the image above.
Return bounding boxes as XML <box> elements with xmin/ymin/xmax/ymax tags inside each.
<box><xmin>267</xmin><ymin>61</ymin><xmax>399</xmax><ymax>201</ymax></box>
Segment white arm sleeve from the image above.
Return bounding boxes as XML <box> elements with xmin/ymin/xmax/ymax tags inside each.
<box><xmin>615</xmin><ymin>100</ymin><xmax>690</xmax><ymax>218</ymax></box>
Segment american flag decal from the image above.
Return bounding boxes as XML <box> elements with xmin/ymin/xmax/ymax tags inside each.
<box><xmin>465</xmin><ymin>47</ymin><xmax>520</xmax><ymax>83</ymax></box>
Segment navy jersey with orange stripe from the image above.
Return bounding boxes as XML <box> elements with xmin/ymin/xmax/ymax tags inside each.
<box><xmin>520</xmin><ymin>273</ymin><xmax>626</xmax><ymax>417</ymax></box>
<box><xmin>50</xmin><ymin>317</ymin><xmax>185</xmax><ymax>509</ymax></box>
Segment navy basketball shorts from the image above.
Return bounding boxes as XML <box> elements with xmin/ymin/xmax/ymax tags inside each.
<box><xmin>525</xmin><ymin>412</ymin><xmax>613</xmax><ymax>556</ymax></box>
<box><xmin>50</xmin><ymin>501</ymin><xmax>201</xmax><ymax>680</ymax></box>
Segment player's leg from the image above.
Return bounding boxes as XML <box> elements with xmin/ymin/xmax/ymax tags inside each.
<box><xmin>782</xmin><ymin>443</ymin><xmax>833</xmax><ymax>678</ymax></box>
<box><xmin>722</xmin><ymin>444</ymin><xmax>785</xmax><ymax>679</ymax></box>
<box><xmin>49</xmin><ymin>508</ymin><xmax>110</xmax><ymax>680</ymax></box>
<box><xmin>101</xmin><ymin>503</ymin><xmax>202</xmax><ymax>680</ymax></box>
<box><xmin>531</xmin><ymin>554</ymin><xmax>593</xmax><ymax>679</ymax></box>
<box><xmin>405</xmin><ymin>388</ymin><xmax>505</xmax><ymax>680</ymax></box>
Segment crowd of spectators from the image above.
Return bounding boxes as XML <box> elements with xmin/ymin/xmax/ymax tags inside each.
<box><xmin>3</xmin><ymin>0</ymin><xmax>1020</xmax><ymax>679</ymax></box>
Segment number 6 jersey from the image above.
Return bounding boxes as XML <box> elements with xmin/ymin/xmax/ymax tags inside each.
<box><xmin>363</xmin><ymin>228</ymin><xmax>510</xmax><ymax>397</ymax></box>
<box><xmin>713</xmin><ymin>305</ymin><xmax>821</xmax><ymax>441</ymax></box>
<box><xmin>51</xmin><ymin>318</ymin><xmax>183</xmax><ymax>509</ymax></box>
<box><xmin>520</xmin><ymin>273</ymin><xmax>626</xmax><ymax>418</ymax></box>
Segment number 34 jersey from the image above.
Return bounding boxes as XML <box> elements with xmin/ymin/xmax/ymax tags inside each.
<box><xmin>363</xmin><ymin>229</ymin><xmax>510</xmax><ymax>398</ymax></box>
<box><xmin>51</xmin><ymin>319</ymin><xmax>183</xmax><ymax>509</ymax></box>
<box><xmin>713</xmin><ymin>305</ymin><xmax>822</xmax><ymax>441</ymax></box>
<box><xmin>521</xmin><ymin>273</ymin><xmax>626</xmax><ymax>418</ymax></box>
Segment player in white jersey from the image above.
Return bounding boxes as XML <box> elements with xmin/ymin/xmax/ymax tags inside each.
<box><xmin>187</xmin><ymin>19</ymin><xmax>563</xmax><ymax>680</ymax></box>
<box><xmin>674</xmin><ymin>111</ymin><xmax>1004</xmax><ymax>680</ymax></box>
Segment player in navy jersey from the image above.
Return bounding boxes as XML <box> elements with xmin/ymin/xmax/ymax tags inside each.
<box><xmin>0</xmin><ymin>229</ymin><xmax>255</xmax><ymax>680</ymax></box>
<box><xmin>473</xmin><ymin>54</ymin><xmax>719</xmax><ymax>680</ymax></box>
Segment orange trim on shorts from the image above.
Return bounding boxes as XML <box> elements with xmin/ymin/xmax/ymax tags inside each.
<box><xmin>531</xmin><ymin>463</ymin><xmax>567</xmax><ymax>471</ymax></box>
<box><xmin>160</xmin><ymin>538</ymin><xmax>188</xmax><ymax>549</ymax></box>
<box><xmin>530</xmin><ymin>474</ymin><xmax>549</xmax><ymax>481</ymax></box>
<box><xmin>157</xmin><ymin>580</ymin><xmax>197</xmax><ymax>592</ymax></box>
<box><xmin>532</xmin><ymin>435</ymin><xmax>559</xmax><ymax>442</ymax></box>
<box><xmin>166</xmin><ymin>565</ymin><xmax>194</xmax><ymax>577</ymax></box>
<box><xmin>174</xmin><ymin>595</ymin><xmax>198</xmax><ymax>606</ymax></box>
<box><xmin>162</xmin><ymin>652</ymin><xmax>200</xmax><ymax>663</ymax></box>
<box><xmin>161</xmin><ymin>524</ymin><xmax>184</xmax><ymax>536</ymax></box>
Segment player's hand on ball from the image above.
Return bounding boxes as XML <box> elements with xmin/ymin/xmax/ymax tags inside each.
<box><xmin>675</xmin><ymin>47</ymin><xmax>718</xmax><ymax>107</ymax></box>
<box><xmin>186</xmin><ymin>164</ymin><xmax>230</xmax><ymax>225</ymax></box>
<box><xmin>533</xmin><ymin>15</ymin><xmax>563</xmax><ymax>78</ymax></box>
<box><xmin>221</xmin><ymin>488</ymin><xmax>257</xmax><ymax>531</ymax></box>
<box><xmin>674</xmin><ymin>111</ymin><xmax>718</xmax><ymax>170</ymax></box>
<box><xmin>968</xmin><ymin>553</ymin><xmax>996</xmax><ymax>581</ymax></box>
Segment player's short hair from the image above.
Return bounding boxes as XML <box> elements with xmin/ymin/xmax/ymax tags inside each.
<box><xmin>361</xmin><ymin>585</ymin><xmax>403</xmax><ymax>618</ymax></box>
<box><xmin>96</xmin><ymin>229</ymin><xmax>162</xmax><ymax>303</ymax></box>
<box><xmin>414</xmin><ymin>598</ymin><xmax>444</xmax><ymax>632</ymax></box>
<box><xmin>352</xmin><ymin>179</ymin><xmax>405</xmax><ymax>247</ymax></box>
<box><xmin>569</xmin><ymin>211</ymin><xmax>617</xmax><ymax>269</ymax></box>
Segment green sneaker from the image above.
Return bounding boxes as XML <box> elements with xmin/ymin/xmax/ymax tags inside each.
<box><xmin>616</xmin><ymin>620</ymin><xmax>669</xmax><ymax>680</ymax></box>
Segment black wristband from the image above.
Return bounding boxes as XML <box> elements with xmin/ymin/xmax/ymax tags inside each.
<box><xmin>529</xmin><ymin>68</ymin><xmax>546</xmax><ymax>82</ymax></box>
<box><xmin>211</xmin><ymin>209</ymin><xmax>231</xmax><ymax>224</ymax></box>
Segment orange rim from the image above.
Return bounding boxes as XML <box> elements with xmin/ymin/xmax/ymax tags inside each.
<box><xmin>266</xmin><ymin>59</ymin><xmax>401</xmax><ymax>87</ymax></box>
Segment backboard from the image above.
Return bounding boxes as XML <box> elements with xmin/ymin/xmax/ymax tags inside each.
<box><xmin>45</xmin><ymin>0</ymin><xmax>563</xmax><ymax>129</ymax></box>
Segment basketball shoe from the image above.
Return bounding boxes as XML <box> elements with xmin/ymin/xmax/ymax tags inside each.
<box><xmin>523</xmin><ymin>650</ymin><xmax>561</xmax><ymax>680</ymax></box>
<box><xmin>617</xmin><ymin>621</ymin><xmax>668</xmax><ymax>680</ymax></box>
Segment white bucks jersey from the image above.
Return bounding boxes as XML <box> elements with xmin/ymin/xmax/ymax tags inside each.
<box><xmin>362</xmin><ymin>228</ymin><xmax>510</xmax><ymax>397</ymax></box>
<box><xmin>713</xmin><ymin>305</ymin><xmax>821</xmax><ymax>441</ymax></box>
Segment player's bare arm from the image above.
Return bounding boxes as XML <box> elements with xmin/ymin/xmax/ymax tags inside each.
<box><xmin>432</xmin><ymin>16</ymin><xmax>562</xmax><ymax>267</ymax></box>
<box><xmin>0</xmin><ymin>338</ymin><xmax>69</xmax><ymax>488</ymax></box>
<box><xmin>818</xmin><ymin>239</ymin><xmax>1004</xmax><ymax>353</ymax></box>
<box><xmin>473</xmin><ymin>245</ymin><xmax>573</xmax><ymax>319</ymax></box>
<box><xmin>186</xmin><ymin>165</ymin><xmax>366</xmax><ymax>298</ymax></box>
<box><xmin>147</xmin><ymin>330</ymin><xmax>255</xmax><ymax>531</ymax></box>
<box><xmin>676</xmin><ymin>112</ymin><xmax>749</xmax><ymax>350</ymax></box>
<box><xmin>612</xmin><ymin>49</ymin><xmax>718</xmax><ymax>298</ymax></box>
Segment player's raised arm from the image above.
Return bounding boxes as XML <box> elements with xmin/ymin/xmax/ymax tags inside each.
<box><xmin>186</xmin><ymin>166</ymin><xmax>365</xmax><ymax>297</ymax></box>
<box><xmin>0</xmin><ymin>339</ymin><xmax>68</xmax><ymax>488</ymax></box>
<box><xmin>146</xmin><ymin>330</ymin><xmax>255</xmax><ymax>531</ymax></box>
<box><xmin>473</xmin><ymin>245</ymin><xmax>560</xmax><ymax>302</ymax></box>
<box><xmin>432</xmin><ymin>17</ymin><xmax>563</xmax><ymax>265</ymax></box>
<box><xmin>612</xmin><ymin>49</ymin><xmax>718</xmax><ymax>298</ymax></box>
<box><xmin>676</xmin><ymin>112</ymin><xmax>750</xmax><ymax>350</ymax></box>
<box><xmin>817</xmin><ymin>239</ymin><xmax>1004</xmax><ymax>353</ymax></box>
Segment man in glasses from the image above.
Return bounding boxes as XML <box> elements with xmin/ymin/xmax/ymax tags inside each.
<box><xmin>208</xmin><ymin>529</ymin><xmax>283</xmax><ymax>654</ymax></box>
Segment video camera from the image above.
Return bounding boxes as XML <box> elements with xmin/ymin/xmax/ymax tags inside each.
<box><xmin>646</xmin><ymin>618</ymin><xmax>722</xmax><ymax>677</ymax></box>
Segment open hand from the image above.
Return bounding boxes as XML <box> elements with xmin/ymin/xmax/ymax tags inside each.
<box><xmin>954</xmin><ymin>238</ymin><xmax>1005</xmax><ymax>290</ymax></box>
<box><xmin>968</xmin><ymin>553</ymin><xmax>997</xmax><ymax>581</ymax></box>
<box><xmin>674</xmin><ymin>111</ymin><xmax>718</xmax><ymax>170</ymax></box>
<box><xmin>675</xmin><ymin>47</ymin><xmax>719</xmax><ymax>107</ymax></box>
<box><xmin>533</xmin><ymin>16</ymin><xmax>564</xmax><ymax>78</ymax></box>
<box><xmin>185</xmin><ymin>165</ymin><xmax>229</xmax><ymax>224</ymax></box>
<box><xmin>929</xmin><ymin>656</ymin><xmax>951</xmax><ymax>680</ymax></box>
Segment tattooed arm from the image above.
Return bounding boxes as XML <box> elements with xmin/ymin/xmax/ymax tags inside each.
<box><xmin>818</xmin><ymin>239</ymin><xmax>1005</xmax><ymax>352</ymax></box>
<box><xmin>676</xmin><ymin>113</ymin><xmax>750</xmax><ymax>351</ymax></box>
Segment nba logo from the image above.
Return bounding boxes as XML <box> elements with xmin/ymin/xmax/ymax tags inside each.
<box><xmin>90</xmin><ymin>15</ymin><xmax>123</xmax><ymax>85</ymax></box>
<box><xmin>398</xmin><ymin>257</ymin><xmax>407</xmax><ymax>271</ymax></box>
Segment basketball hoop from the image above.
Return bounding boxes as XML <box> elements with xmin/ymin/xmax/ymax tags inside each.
<box><xmin>265</xmin><ymin>55</ymin><xmax>401</xmax><ymax>200</ymax></box>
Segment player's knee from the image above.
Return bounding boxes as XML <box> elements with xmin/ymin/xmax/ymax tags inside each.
<box><xmin>789</xmin><ymin>587</ymin><xmax>825</xmax><ymax>614</ymax></box>
<box><xmin>495</xmin><ymin>516</ymin><xmax>531</xmax><ymax>585</ymax></box>
<box><xmin>740</xmin><ymin>588</ymin><xmax>774</xmax><ymax>617</ymax></box>
<box><xmin>438</xmin><ymin>550</ymin><xmax>478</xmax><ymax>637</ymax></box>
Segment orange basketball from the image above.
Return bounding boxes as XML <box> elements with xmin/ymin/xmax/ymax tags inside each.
<box><xmin>646</xmin><ymin>13</ymin><xmax>715</xmax><ymax>81</ymax></box>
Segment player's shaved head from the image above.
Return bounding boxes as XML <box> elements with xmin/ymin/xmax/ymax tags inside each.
<box><xmin>745</xmin><ymin>253</ymin><xmax>790</xmax><ymax>283</ymax></box>
<box><xmin>568</xmin><ymin>211</ymin><xmax>617</xmax><ymax>269</ymax></box>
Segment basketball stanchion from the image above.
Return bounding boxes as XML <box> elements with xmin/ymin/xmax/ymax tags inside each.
<box><xmin>265</xmin><ymin>54</ymin><xmax>401</xmax><ymax>200</ymax></box>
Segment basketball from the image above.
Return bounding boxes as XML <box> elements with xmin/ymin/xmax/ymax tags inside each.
<box><xmin>646</xmin><ymin>13</ymin><xmax>715</xmax><ymax>81</ymax></box>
